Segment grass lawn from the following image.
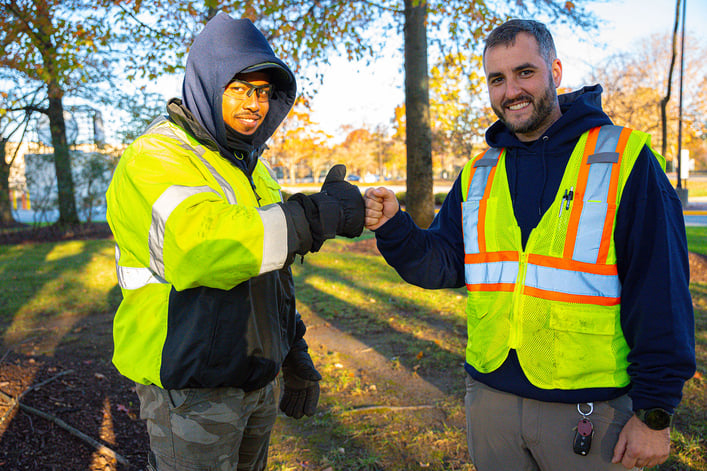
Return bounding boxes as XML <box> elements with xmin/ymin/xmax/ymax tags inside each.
<box><xmin>0</xmin><ymin>230</ymin><xmax>704</xmax><ymax>470</ymax></box>
<box><xmin>686</xmin><ymin>227</ymin><xmax>707</xmax><ymax>256</ymax></box>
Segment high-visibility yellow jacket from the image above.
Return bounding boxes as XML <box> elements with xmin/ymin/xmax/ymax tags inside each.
<box><xmin>460</xmin><ymin>125</ymin><xmax>665</xmax><ymax>390</ymax></box>
<box><xmin>107</xmin><ymin>115</ymin><xmax>303</xmax><ymax>391</ymax></box>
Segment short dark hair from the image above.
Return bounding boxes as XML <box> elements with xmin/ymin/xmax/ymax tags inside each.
<box><xmin>483</xmin><ymin>19</ymin><xmax>557</xmax><ymax>66</ymax></box>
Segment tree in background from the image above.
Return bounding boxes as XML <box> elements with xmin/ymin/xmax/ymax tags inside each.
<box><xmin>0</xmin><ymin>90</ymin><xmax>35</xmax><ymax>227</ymax></box>
<box><xmin>590</xmin><ymin>32</ymin><xmax>707</xmax><ymax>169</ymax></box>
<box><xmin>267</xmin><ymin>97</ymin><xmax>333</xmax><ymax>184</ymax></box>
<box><xmin>3</xmin><ymin>3</ymin><xmax>95</xmax><ymax>224</ymax></box>
<box><xmin>0</xmin><ymin>1</ymin><xmax>137</xmax><ymax>226</ymax></box>
<box><xmin>429</xmin><ymin>53</ymin><xmax>493</xmax><ymax>179</ymax></box>
<box><xmin>113</xmin><ymin>0</ymin><xmax>599</xmax><ymax>228</ymax></box>
<box><xmin>115</xmin><ymin>91</ymin><xmax>168</xmax><ymax>144</ymax></box>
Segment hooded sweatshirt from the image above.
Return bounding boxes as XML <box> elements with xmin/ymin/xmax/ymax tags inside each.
<box><xmin>374</xmin><ymin>85</ymin><xmax>695</xmax><ymax>411</ymax></box>
<box><xmin>179</xmin><ymin>12</ymin><xmax>296</xmax><ymax>174</ymax></box>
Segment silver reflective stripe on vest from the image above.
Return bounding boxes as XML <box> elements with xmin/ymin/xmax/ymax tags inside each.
<box><xmin>147</xmin><ymin>118</ymin><xmax>238</xmax><ymax>204</ymax></box>
<box><xmin>573</xmin><ymin>125</ymin><xmax>623</xmax><ymax>263</ymax></box>
<box><xmin>525</xmin><ymin>264</ymin><xmax>621</xmax><ymax>298</ymax></box>
<box><xmin>464</xmin><ymin>148</ymin><xmax>502</xmax><ymax>255</ymax></box>
<box><xmin>469</xmin><ymin>148</ymin><xmax>501</xmax><ymax>201</ymax></box>
<box><xmin>115</xmin><ymin>245</ymin><xmax>167</xmax><ymax>290</ymax></box>
<box><xmin>257</xmin><ymin>204</ymin><xmax>288</xmax><ymax>274</ymax></box>
<box><xmin>149</xmin><ymin>185</ymin><xmax>219</xmax><ymax>278</ymax></box>
<box><xmin>465</xmin><ymin>260</ymin><xmax>519</xmax><ymax>286</ymax></box>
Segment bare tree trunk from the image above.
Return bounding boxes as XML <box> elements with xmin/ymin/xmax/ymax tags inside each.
<box><xmin>47</xmin><ymin>82</ymin><xmax>79</xmax><ymax>225</ymax></box>
<box><xmin>0</xmin><ymin>138</ymin><xmax>15</xmax><ymax>226</ymax></box>
<box><xmin>660</xmin><ymin>0</ymin><xmax>681</xmax><ymax>160</ymax></box>
<box><xmin>404</xmin><ymin>0</ymin><xmax>434</xmax><ymax>228</ymax></box>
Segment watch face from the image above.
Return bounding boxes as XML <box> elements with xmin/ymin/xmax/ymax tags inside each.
<box><xmin>644</xmin><ymin>409</ymin><xmax>672</xmax><ymax>429</ymax></box>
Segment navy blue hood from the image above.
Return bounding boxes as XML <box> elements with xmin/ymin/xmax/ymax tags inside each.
<box><xmin>182</xmin><ymin>12</ymin><xmax>296</xmax><ymax>163</ymax></box>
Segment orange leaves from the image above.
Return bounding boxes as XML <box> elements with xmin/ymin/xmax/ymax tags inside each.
<box><xmin>565</xmin><ymin>1</ymin><xmax>576</xmax><ymax>11</ymax></box>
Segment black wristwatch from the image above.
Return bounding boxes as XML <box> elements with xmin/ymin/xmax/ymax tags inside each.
<box><xmin>635</xmin><ymin>408</ymin><xmax>673</xmax><ymax>430</ymax></box>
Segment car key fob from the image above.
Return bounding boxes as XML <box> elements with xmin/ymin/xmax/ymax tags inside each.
<box><xmin>573</xmin><ymin>418</ymin><xmax>593</xmax><ymax>456</ymax></box>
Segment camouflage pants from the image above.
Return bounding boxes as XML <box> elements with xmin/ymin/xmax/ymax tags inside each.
<box><xmin>136</xmin><ymin>378</ymin><xmax>280</xmax><ymax>471</ymax></box>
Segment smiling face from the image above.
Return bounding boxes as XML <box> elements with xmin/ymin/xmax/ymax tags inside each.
<box><xmin>222</xmin><ymin>71</ymin><xmax>271</xmax><ymax>135</ymax></box>
<box><xmin>483</xmin><ymin>32</ymin><xmax>563</xmax><ymax>142</ymax></box>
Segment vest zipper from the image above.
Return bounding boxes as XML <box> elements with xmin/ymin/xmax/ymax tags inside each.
<box><xmin>509</xmin><ymin>251</ymin><xmax>528</xmax><ymax>349</ymax></box>
<box><xmin>249</xmin><ymin>176</ymin><xmax>262</xmax><ymax>207</ymax></box>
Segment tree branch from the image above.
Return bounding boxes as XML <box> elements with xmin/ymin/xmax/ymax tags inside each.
<box><xmin>340</xmin><ymin>404</ymin><xmax>438</xmax><ymax>415</ymax></box>
<box><xmin>357</xmin><ymin>0</ymin><xmax>403</xmax><ymax>14</ymax></box>
<box><xmin>0</xmin><ymin>369</ymin><xmax>134</xmax><ymax>468</ymax></box>
<box><xmin>14</xmin><ymin>401</ymin><xmax>134</xmax><ymax>468</ymax></box>
<box><xmin>0</xmin><ymin>369</ymin><xmax>74</xmax><ymax>424</ymax></box>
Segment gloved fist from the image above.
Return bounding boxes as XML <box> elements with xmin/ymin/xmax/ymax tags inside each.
<box><xmin>320</xmin><ymin>164</ymin><xmax>365</xmax><ymax>238</ymax></box>
<box><xmin>279</xmin><ymin>339</ymin><xmax>322</xmax><ymax>419</ymax></box>
<box><xmin>285</xmin><ymin>165</ymin><xmax>364</xmax><ymax>253</ymax></box>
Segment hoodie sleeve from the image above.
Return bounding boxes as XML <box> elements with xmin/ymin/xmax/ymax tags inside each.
<box><xmin>614</xmin><ymin>145</ymin><xmax>696</xmax><ymax>413</ymax></box>
<box><xmin>373</xmin><ymin>176</ymin><xmax>466</xmax><ymax>289</ymax></box>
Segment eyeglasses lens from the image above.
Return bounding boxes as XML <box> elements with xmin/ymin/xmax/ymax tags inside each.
<box><xmin>226</xmin><ymin>80</ymin><xmax>272</xmax><ymax>103</ymax></box>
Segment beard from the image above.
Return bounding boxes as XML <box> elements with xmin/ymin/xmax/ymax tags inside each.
<box><xmin>492</xmin><ymin>77</ymin><xmax>558</xmax><ymax>136</ymax></box>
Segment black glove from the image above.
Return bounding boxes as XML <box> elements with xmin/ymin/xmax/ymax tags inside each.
<box><xmin>320</xmin><ymin>164</ymin><xmax>365</xmax><ymax>238</ymax></box>
<box><xmin>286</xmin><ymin>165</ymin><xmax>364</xmax><ymax>252</ymax></box>
<box><xmin>279</xmin><ymin>339</ymin><xmax>321</xmax><ymax>419</ymax></box>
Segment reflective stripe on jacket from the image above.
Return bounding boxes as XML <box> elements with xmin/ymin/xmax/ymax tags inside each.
<box><xmin>460</xmin><ymin>125</ymin><xmax>663</xmax><ymax>390</ymax></box>
<box><xmin>107</xmin><ymin>117</ymin><xmax>298</xmax><ymax>390</ymax></box>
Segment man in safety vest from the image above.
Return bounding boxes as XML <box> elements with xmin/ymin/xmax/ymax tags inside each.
<box><xmin>364</xmin><ymin>19</ymin><xmax>695</xmax><ymax>470</ymax></box>
<box><xmin>106</xmin><ymin>12</ymin><xmax>364</xmax><ymax>471</ymax></box>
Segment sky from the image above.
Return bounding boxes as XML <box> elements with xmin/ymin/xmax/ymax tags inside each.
<box><xmin>307</xmin><ymin>0</ymin><xmax>707</xmax><ymax>139</ymax></box>
<box><xmin>117</xmin><ymin>0</ymin><xmax>705</xmax><ymax>144</ymax></box>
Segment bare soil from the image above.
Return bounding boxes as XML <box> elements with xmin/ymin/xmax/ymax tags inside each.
<box><xmin>0</xmin><ymin>224</ymin><xmax>705</xmax><ymax>470</ymax></box>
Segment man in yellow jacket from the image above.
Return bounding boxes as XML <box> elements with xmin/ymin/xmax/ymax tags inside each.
<box><xmin>106</xmin><ymin>12</ymin><xmax>363</xmax><ymax>471</ymax></box>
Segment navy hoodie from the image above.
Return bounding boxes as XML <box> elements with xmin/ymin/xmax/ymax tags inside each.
<box><xmin>374</xmin><ymin>85</ymin><xmax>695</xmax><ymax>412</ymax></box>
<box><xmin>177</xmin><ymin>12</ymin><xmax>296</xmax><ymax>175</ymax></box>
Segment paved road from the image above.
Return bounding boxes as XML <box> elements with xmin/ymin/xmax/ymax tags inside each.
<box><xmin>11</xmin><ymin>195</ymin><xmax>707</xmax><ymax>227</ymax></box>
<box><xmin>282</xmin><ymin>185</ymin><xmax>707</xmax><ymax>227</ymax></box>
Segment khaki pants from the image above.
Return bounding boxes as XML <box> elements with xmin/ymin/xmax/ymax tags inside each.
<box><xmin>136</xmin><ymin>378</ymin><xmax>280</xmax><ymax>471</ymax></box>
<box><xmin>465</xmin><ymin>376</ymin><xmax>640</xmax><ymax>471</ymax></box>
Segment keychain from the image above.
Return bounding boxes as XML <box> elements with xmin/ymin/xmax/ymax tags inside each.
<box><xmin>573</xmin><ymin>402</ymin><xmax>594</xmax><ymax>456</ymax></box>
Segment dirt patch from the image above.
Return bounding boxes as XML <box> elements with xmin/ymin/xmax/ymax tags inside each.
<box><xmin>0</xmin><ymin>312</ymin><xmax>148</xmax><ymax>470</ymax></box>
<box><xmin>690</xmin><ymin>252</ymin><xmax>707</xmax><ymax>284</ymax></box>
<box><xmin>345</xmin><ymin>236</ymin><xmax>380</xmax><ymax>255</ymax></box>
<box><xmin>0</xmin><ymin>222</ymin><xmax>114</xmax><ymax>246</ymax></box>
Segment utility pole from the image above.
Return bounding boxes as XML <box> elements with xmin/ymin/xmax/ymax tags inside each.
<box><xmin>676</xmin><ymin>0</ymin><xmax>685</xmax><ymax>189</ymax></box>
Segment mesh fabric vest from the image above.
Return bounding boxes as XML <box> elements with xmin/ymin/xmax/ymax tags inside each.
<box><xmin>460</xmin><ymin>125</ymin><xmax>664</xmax><ymax>390</ymax></box>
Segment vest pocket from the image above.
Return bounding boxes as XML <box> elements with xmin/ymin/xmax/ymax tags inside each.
<box><xmin>547</xmin><ymin>303</ymin><xmax>617</xmax><ymax>387</ymax></box>
<box><xmin>549</xmin><ymin>303</ymin><xmax>615</xmax><ymax>335</ymax></box>
<box><xmin>466</xmin><ymin>292</ymin><xmax>509</xmax><ymax>371</ymax></box>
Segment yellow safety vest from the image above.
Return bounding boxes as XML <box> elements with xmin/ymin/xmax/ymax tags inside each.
<box><xmin>460</xmin><ymin>125</ymin><xmax>664</xmax><ymax>390</ymax></box>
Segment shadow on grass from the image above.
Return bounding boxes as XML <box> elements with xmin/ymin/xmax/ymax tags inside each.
<box><xmin>266</xmin><ymin>243</ymin><xmax>471</xmax><ymax>469</ymax></box>
<box><xmin>0</xmin><ymin>238</ymin><xmax>144</xmax><ymax>470</ymax></box>
<box><xmin>271</xmin><ymin>239</ymin><xmax>707</xmax><ymax>470</ymax></box>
